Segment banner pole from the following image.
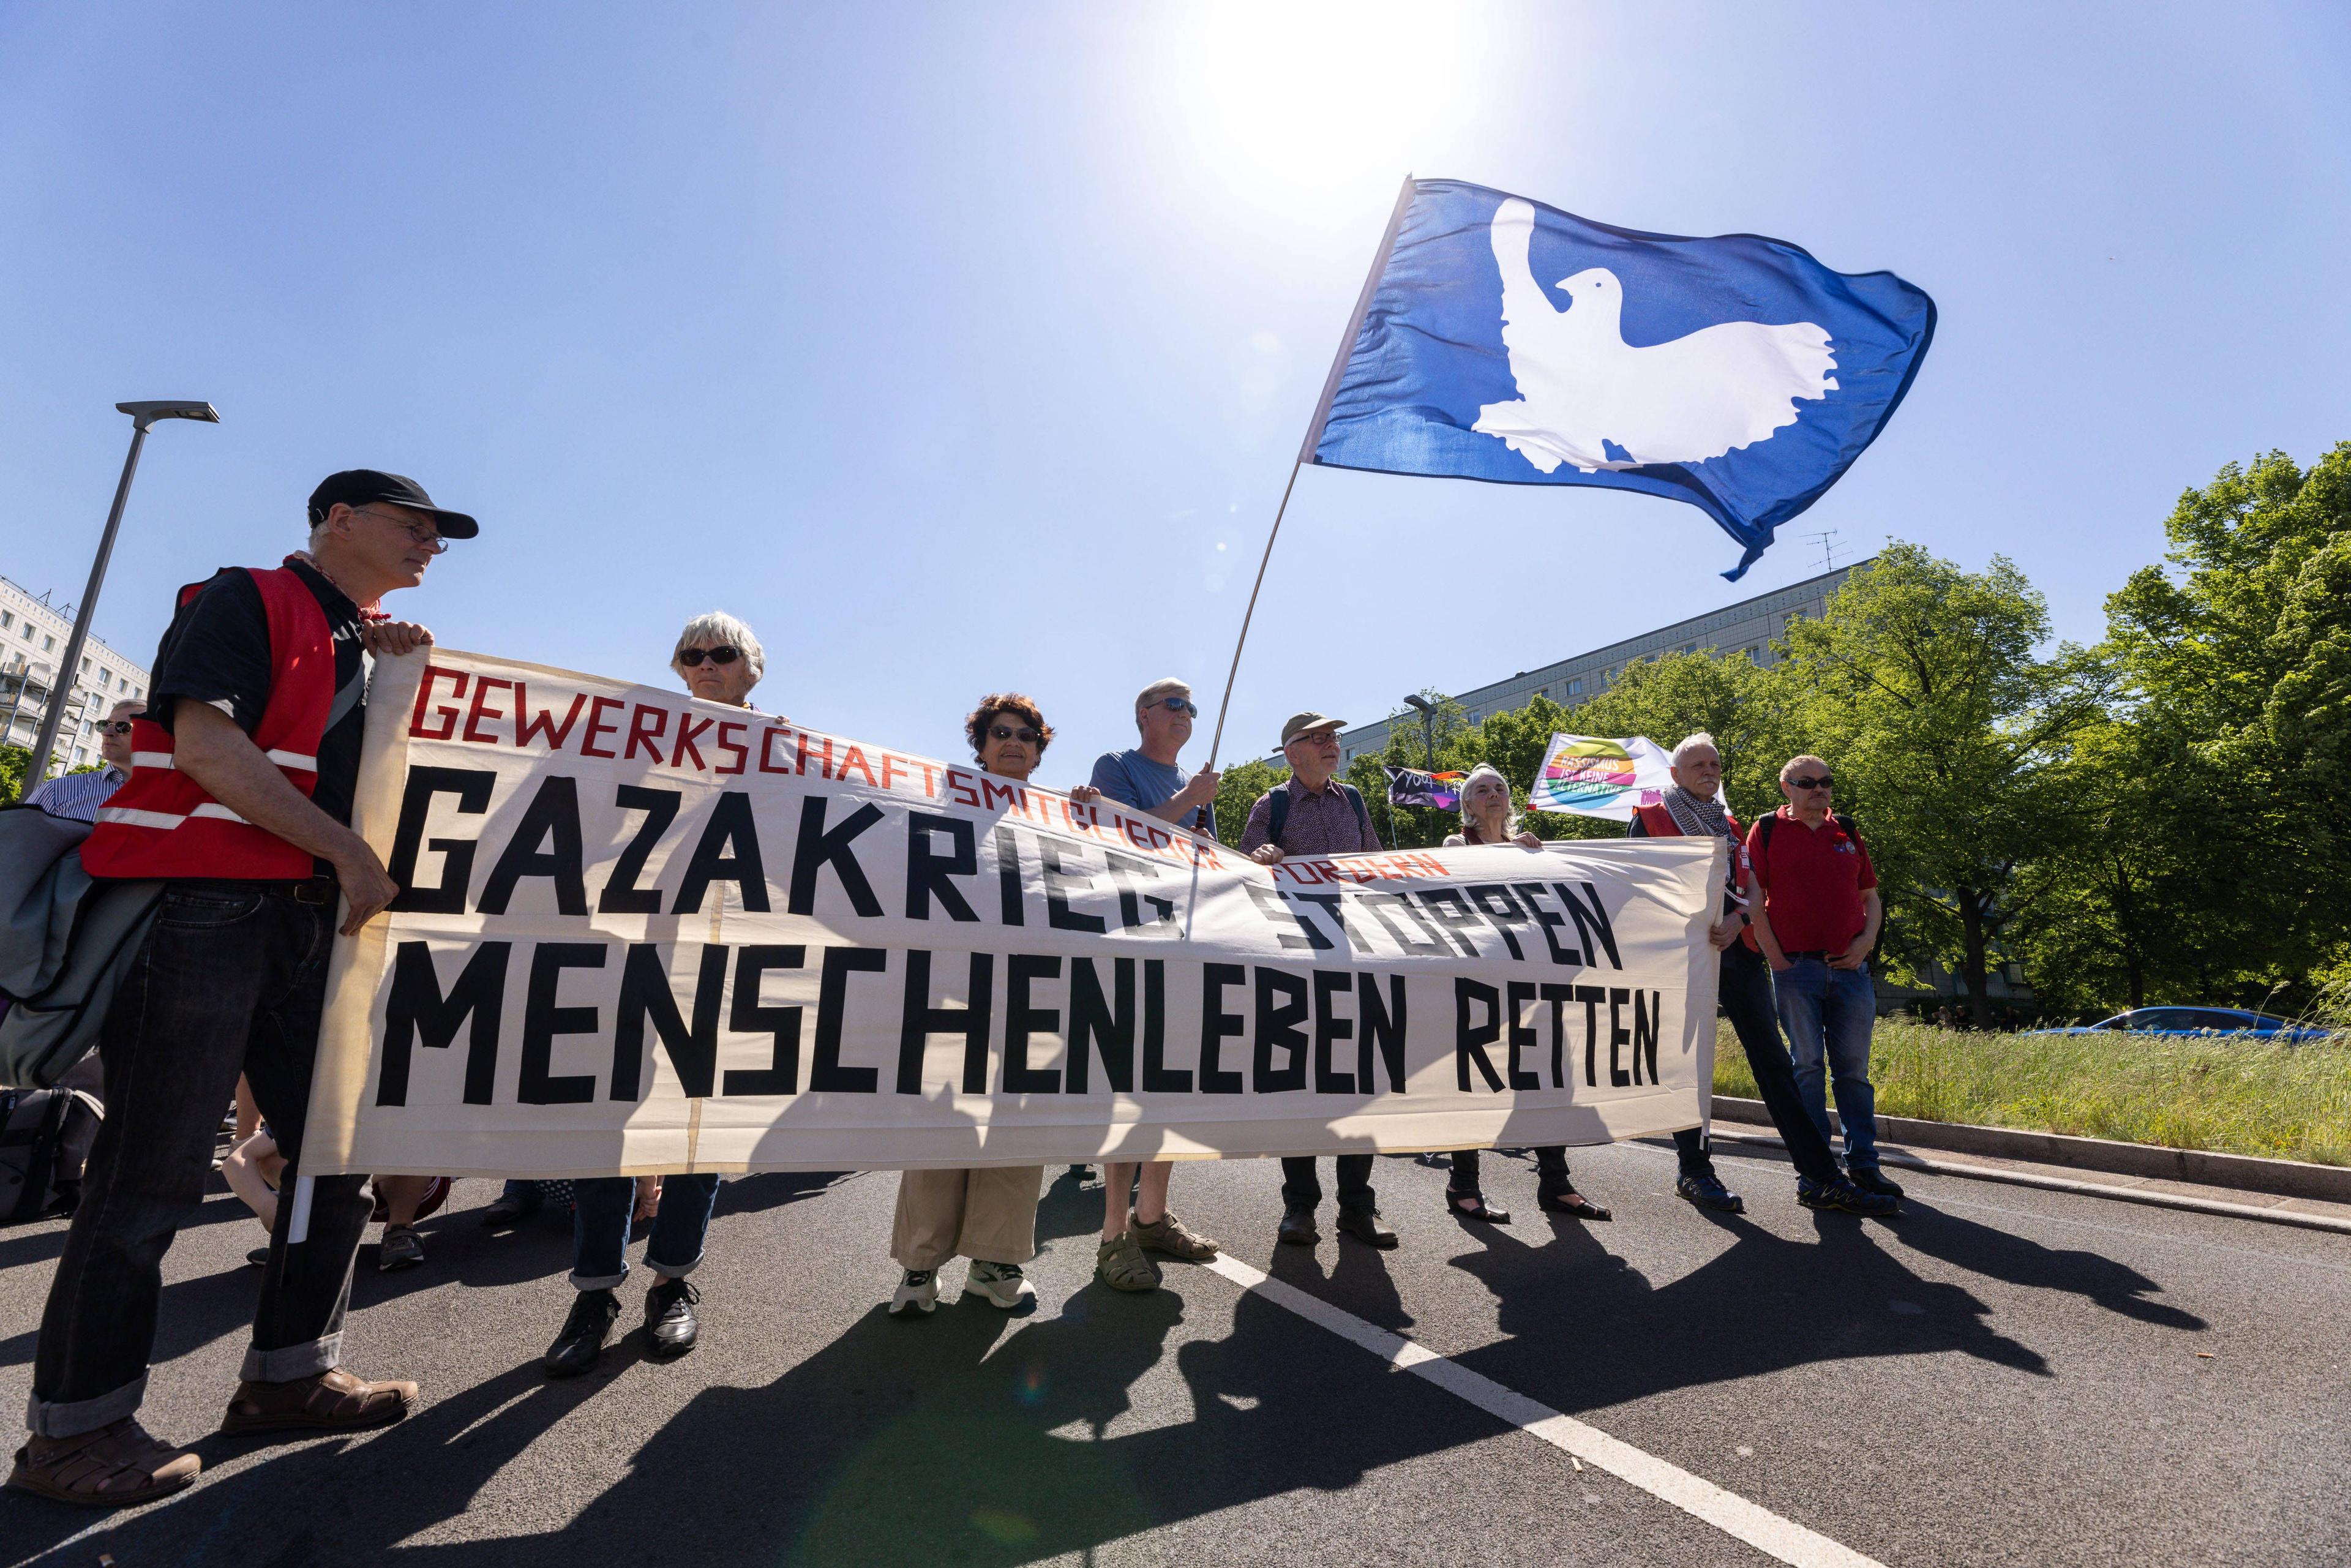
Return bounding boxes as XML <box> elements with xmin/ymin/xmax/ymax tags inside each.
<box><xmin>1204</xmin><ymin>458</ymin><xmax>1302</xmax><ymax>769</ymax></box>
<box><xmin>1204</xmin><ymin>174</ymin><xmax>1418</xmax><ymax>771</ymax></box>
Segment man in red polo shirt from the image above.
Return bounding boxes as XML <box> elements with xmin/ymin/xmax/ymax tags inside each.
<box><xmin>1747</xmin><ymin>754</ymin><xmax>1899</xmax><ymax>1198</ymax></box>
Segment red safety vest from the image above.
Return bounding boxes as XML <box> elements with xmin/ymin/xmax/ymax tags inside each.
<box><xmin>81</xmin><ymin>566</ymin><xmax>335</xmax><ymax>880</ymax></box>
<box><xmin>1634</xmin><ymin>801</ymin><xmax>1758</xmax><ymax>950</ymax></box>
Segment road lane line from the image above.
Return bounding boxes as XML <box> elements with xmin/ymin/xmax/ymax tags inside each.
<box><xmin>1201</xmin><ymin>1252</ymin><xmax>1886</xmax><ymax>1568</ymax></box>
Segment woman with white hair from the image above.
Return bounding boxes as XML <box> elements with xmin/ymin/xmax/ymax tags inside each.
<box><xmin>540</xmin><ymin>610</ymin><xmax>773</xmax><ymax>1379</ymax></box>
<box><xmin>1437</xmin><ymin>765</ymin><xmax>1613</xmax><ymax>1226</ymax></box>
<box><xmin>670</xmin><ymin>610</ymin><xmax>768</xmax><ymax>710</ymax></box>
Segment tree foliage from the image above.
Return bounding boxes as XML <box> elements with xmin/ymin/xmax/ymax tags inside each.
<box><xmin>1779</xmin><ymin>543</ymin><xmax>2109</xmax><ymax>1026</ymax></box>
<box><xmin>1381</xmin><ymin>453</ymin><xmax>2351</xmax><ymax>1026</ymax></box>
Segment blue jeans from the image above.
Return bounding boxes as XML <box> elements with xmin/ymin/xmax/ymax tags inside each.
<box><xmin>570</xmin><ymin>1172</ymin><xmax>721</xmax><ymax>1291</ymax></box>
<box><xmin>1775</xmin><ymin>958</ymin><xmax>1880</xmax><ymax>1171</ymax></box>
<box><xmin>30</xmin><ymin>881</ymin><xmax>375</xmax><ymax>1438</ymax></box>
<box><xmin>1675</xmin><ymin>943</ymin><xmax>1846</xmax><ymax>1187</ymax></box>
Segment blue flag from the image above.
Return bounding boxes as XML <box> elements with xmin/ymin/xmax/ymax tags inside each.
<box><xmin>1304</xmin><ymin>179</ymin><xmax>1935</xmax><ymax>579</ymax></box>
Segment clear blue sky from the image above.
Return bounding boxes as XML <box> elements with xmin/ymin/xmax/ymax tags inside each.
<box><xmin>4</xmin><ymin>4</ymin><xmax>2345</xmax><ymax>779</ymax></box>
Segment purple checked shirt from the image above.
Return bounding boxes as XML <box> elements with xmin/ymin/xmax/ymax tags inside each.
<box><xmin>1238</xmin><ymin>776</ymin><xmax>1385</xmax><ymax>855</ymax></box>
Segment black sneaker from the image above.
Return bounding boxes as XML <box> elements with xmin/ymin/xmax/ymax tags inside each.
<box><xmin>544</xmin><ymin>1289</ymin><xmax>621</xmax><ymax>1377</ymax></box>
<box><xmin>1674</xmin><ymin>1171</ymin><xmax>1745</xmax><ymax>1214</ymax></box>
<box><xmin>644</xmin><ymin>1277</ymin><xmax>700</xmax><ymax>1359</ymax></box>
<box><xmin>1847</xmin><ymin>1166</ymin><xmax>1905</xmax><ymax>1198</ymax></box>
<box><xmin>1799</xmin><ymin>1177</ymin><xmax>1899</xmax><ymax>1217</ymax></box>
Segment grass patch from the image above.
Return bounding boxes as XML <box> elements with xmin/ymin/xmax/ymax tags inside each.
<box><xmin>1712</xmin><ymin>1019</ymin><xmax>2351</xmax><ymax>1166</ymax></box>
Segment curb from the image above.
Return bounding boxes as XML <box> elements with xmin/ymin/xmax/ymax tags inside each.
<box><xmin>1699</xmin><ymin>1128</ymin><xmax>2351</xmax><ymax>1237</ymax></box>
<box><xmin>1712</xmin><ymin>1096</ymin><xmax>2351</xmax><ymax>1203</ymax></box>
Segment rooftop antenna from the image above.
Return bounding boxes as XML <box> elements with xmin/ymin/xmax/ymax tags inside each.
<box><xmin>1803</xmin><ymin>529</ymin><xmax>1843</xmax><ymax>571</ymax></box>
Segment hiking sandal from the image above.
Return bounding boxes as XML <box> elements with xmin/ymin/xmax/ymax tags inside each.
<box><xmin>1094</xmin><ymin>1232</ymin><xmax>1161</xmax><ymax>1292</ymax></box>
<box><xmin>7</xmin><ymin>1419</ymin><xmax>200</xmax><ymax>1508</ymax></box>
<box><xmin>1129</xmin><ymin>1209</ymin><xmax>1220</xmax><ymax>1260</ymax></box>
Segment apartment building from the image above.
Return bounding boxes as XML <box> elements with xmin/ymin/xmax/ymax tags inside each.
<box><xmin>0</xmin><ymin>574</ymin><xmax>154</xmax><ymax>777</ymax></box>
<box><xmin>1338</xmin><ymin>561</ymin><xmax>1865</xmax><ymax>765</ymax></box>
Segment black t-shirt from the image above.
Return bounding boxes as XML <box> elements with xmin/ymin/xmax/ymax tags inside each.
<box><xmin>148</xmin><ymin>560</ymin><xmax>367</xmax><ymax>872</ymax></box>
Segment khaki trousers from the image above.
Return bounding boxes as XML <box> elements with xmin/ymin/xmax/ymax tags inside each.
<box><xmin>890</xmin><ymin>1166</ymin><xmax>1044</xmax><ymax>1270</ymax></box>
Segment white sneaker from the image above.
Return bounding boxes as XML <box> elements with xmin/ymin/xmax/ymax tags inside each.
<box><xmin>890</xmin><ymin>1268</ymin><xmax>939</xmax><ymax>1315</ymax></box>
<box><xmin>964</xmin><ymin>1259</ymin><xmax>1035</xmax><ymax>1309</ymax></box>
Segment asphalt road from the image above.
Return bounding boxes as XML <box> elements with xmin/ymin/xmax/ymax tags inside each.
<box><xmin>4</xmin><ymin>1138</ymin><xmax>2348</xmax><ymax>1567</ymax></box>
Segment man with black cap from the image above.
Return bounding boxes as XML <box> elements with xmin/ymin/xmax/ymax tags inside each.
<box><xmin>9</xmin><ymin>471</ymin><xmax>474</xmax><ymax>1508</ymax></box>
<box><xmin>1237</xmin><ymin>711</ymin><xmax>1400</xmax><ymax>1250</ymax></box>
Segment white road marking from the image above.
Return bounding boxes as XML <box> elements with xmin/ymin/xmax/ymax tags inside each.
<box><xmin>1201</xmin><ymin>1252</ymin><xmax>1887</xmax><ymax>1568</ymax></box>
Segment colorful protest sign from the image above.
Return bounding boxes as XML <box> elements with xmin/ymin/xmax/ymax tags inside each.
<box><xmin>1529</xmin><ymin>733</ymin><xmax>1679</xmax><ymax>820</ymax></box>
<box><xmin>1384</xmin><ymin>764</ymin><xmax>1466</xmax><ymax>811</ymax></box>
<box><xmin>304</xmin><ymin>650</ymin><xmax>1723</xmax><ymax>1178</ymax></box>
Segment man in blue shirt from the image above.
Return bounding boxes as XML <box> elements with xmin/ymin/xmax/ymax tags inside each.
<box><xmin>1081</xmin><ymin>677</ymin><xmax>1223</xmax><ymax>1291</ymax></box>
<box><xmin>21</xmin><ymin>700</ymin><xmax>141</xmax><ymax>823</ymax></box>
<box><xmin>1088</xmin><ymin>677</ymin><xmax>1221</xmax><ymax>834</ymax></box>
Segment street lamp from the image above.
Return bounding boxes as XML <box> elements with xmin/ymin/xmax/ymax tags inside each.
<box><xmin>1401</xmin><ymin>693</ymin><xmax>1438</xmax><ymax>768</ymax></box>
<box><xmin>26</xmin><ymin>400</ymin><xmax>219</xmax><ymax>786</ymax></box>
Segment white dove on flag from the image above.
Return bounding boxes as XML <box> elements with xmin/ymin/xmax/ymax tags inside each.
<box><xmin>1472</xmin><ymin>198</ymin><xmax>1839</xmax><ymax>474</ymax></box>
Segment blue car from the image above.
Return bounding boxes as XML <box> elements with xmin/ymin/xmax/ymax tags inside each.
<box><xmin>2034</xmin><ymin>1007</ymin><xmax>2336</xmax><ymax>1042</ymax></box>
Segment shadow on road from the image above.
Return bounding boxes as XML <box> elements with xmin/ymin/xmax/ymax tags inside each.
<box><xmin>3</xmin><ymin>1166</ymin><xmax>2211</xmax><ymax>1567</ymax></box>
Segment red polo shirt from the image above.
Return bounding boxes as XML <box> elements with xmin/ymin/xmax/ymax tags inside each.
<box><xmin>1747</xmin><ymin>806</ymin><xmax>1877</xmax><ymax>954</ymax></box>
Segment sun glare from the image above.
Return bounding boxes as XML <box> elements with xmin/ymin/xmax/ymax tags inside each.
<box><xmin>1150</xmin><ymin>3</ymin><xmax>1493</xmax><ymax>208</ymax></box>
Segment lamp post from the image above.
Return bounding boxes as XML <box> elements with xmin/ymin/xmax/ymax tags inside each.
<box><xmin>26</xmin><ymin>400</ymin><xmax>219</xmax><ymax>787</ymax></box>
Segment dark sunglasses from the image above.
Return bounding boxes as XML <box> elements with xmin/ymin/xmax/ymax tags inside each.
<box><xmin>100</xmin><ymin>721</ymin><xmax>137</xmax><ymax>735</ymax></box>
<box><xmin>677</xmin><ymin>645</ymin><xmax>741</xmax><ymax>667</ymax></box>
<box><xmin>989</xmin><ymin>724</ymin><xmax>1041</xmax><ymax>745</ymax></box>
<box><xmin>1152</xmin><ymin>697</ymin><xmax>1198</xmax><ymax>717</ymax></box>
<box><xmin>1787</xmin><ymin>775</ymin><xmax>1834</xmax><ymax>790</ymax></box>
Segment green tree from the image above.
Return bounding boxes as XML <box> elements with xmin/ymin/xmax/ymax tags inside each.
<box><xmin>1209</xmin><ymin>757</ymin><xmax>1289</xmax><ymax>850</ymax></box>
<box><xmin>1</xmin><ymin>743</ymin><xmax>26</xmax><ymax>805</ymax></box>
<box><xmin>2075</xmin><ymin>442</ymin><xmax>2351</xmax><ymax>1010</ymax></box>
<box><xmin>1783</xmin><ymin>542</ymin><xmax>2109</xmax><ymax>1027</ymax></box>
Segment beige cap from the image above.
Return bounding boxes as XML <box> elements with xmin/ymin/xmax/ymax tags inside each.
<box><xmin>1279</xmin><ymin>711</ymin><xmax>1346</xmax><ymax>746</ymax></box>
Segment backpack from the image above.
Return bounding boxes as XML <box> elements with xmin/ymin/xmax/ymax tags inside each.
<box><xmin>0</xmin><ymin>1087</ymin><xmax>103</xmax><ymax>1225</ymax></box>
<box><xmin>1754</xmin><ymin>809</ymin><xmax>1863</xmax><ymax>858</ymax></box>
<box><xmin>1266</xmin><ymin>781</ymin><xmax>1371</xmax><ymax>849</ymax></box>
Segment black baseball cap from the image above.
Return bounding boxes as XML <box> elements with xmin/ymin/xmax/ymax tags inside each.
<box><xmin>307</xmin><ymin>470</ymin><xmax>479</xmax><ymax>539</ymax></box>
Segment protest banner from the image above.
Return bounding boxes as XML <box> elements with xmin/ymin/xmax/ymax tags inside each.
<box><xmin>303</xmin><ymin>650</ymin><xmax>1725</xmax><ymax>1179</ymax></box>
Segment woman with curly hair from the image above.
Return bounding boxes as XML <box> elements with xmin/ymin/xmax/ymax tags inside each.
<box><xmin>887</xmin><ymin>694</ymin><xmax>1100</xmax><ymax>1316</ymax></box>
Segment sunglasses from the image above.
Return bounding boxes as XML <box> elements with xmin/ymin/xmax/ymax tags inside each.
<box><xmin>100</xmin><ymin>721</ymin><xmax>137</xmax><ymax>735</ymax></box>
<box><xmin>1150</xmin><ymin>697</ymin><xmax>1198</xmax><ymax>717</ymax></box>
<box><xmin>1787</xmin><ymin>775</ymin><xmax>1834</xmax><ymax>791</ymax></box>
<box><xmin>677</xmin><ymin>645</ymin><xmax>741</xmax><ymax>667</ymax></box>
<box><xmin>989</xmin><ymin>724</ymin><xmax>1041</xmax><ymax>745</ymax></box>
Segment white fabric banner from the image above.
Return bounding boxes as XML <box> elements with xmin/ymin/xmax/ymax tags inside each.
<box><xmin>306</xmin><ymin>650</ymin><xmax>1723</xmax><ymax>1177</ymax></box>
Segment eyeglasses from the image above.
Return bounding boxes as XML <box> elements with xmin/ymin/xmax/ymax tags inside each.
<box><xmin>100</xmin><ymin>721</ymin><xmax>136</xmax><ymax>735</ymax></box>
<box><xmin>1149</xmin><ymin>697</ymin><xmax>1198</xmax><ymax>717</ymax></box>
<box><xmin>352</xmin><ymin>508</ymin><xmax>449</xmax><ymax>554</ymax></box>
<box><xmin>989</xmin><ymin>724</ymin><xmax>1041</xmax><ymax>745</ymax></box>
<box><xmin>677</xmin><ymin>645</ymin><xmax>741</xmax><ymax>667</ymax></box>
<box><xmin>1787</xmin><ymin>775</ymin><xmax>1834</xmax><ymax>791</ymax></box>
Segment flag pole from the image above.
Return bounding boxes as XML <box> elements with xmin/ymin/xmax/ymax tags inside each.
<box><xmin>1204</xmin><ymin>174</ymin><xmax>1418</xmax><ymax>770</ymax></box>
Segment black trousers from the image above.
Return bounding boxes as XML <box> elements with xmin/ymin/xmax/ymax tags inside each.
<box><xmin>1280</xmin><ymin>1155</ymin><xmax>1375</xmax><ymax>1212</ymax></box>
<box><xmin>1673</xmin><ymin>943</ymin><xmax>1843</xmax><ymax>1187</ymax></box>
<box><xmin>31</xmin><ymin>880</ymin><xmax>375</xmax><ymax>1438</ymax></box>
<box><xmin>1447</xmin><ymin>1144</ymin><xmax>1570</xmax><ymax>1192</ymax></box>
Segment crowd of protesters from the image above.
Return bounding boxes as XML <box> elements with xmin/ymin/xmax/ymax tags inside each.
<box><xmin>2</xmin><ymin>465</ymin><xmax>1899</xmax><ymax>1509</ymax></box>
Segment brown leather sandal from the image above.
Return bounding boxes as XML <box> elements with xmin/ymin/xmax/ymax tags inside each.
<box><xmin>220</xmin><ymin>1368</ymin><xmax>416</xmax><ymax>1436</ymax></box>
<box><xmin>6</xmin><ymin>1419</ymin><xmax>200</xmax><ymax>1507</ymax></box>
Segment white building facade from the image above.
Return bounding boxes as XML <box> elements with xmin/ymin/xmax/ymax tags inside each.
<box><xmin>1</xmin><ymin>574</ymin><xmax>154</xmax><ymax>778</ymax></box>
